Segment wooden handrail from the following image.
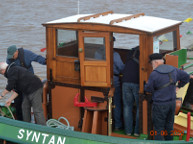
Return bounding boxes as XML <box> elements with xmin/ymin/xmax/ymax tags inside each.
<box><xmin>110</xmin><ymin>13</ymin><xmax>145</xmax><ymax>25</ymax></box>
<box><xmin>77</xmin><ymin>11</ymin><xmax>113</xmax><ymax>22</ymax></box>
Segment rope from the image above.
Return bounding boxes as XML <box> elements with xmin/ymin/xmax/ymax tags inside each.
<box><xmin>0</xmin><ymin>106</ymin><xmax>15</xmax><ymax>120</ymax></box>
<box><xmin>0</xmin><ymin>94</ymin><xmax>15</xmax><ymax>119</ymax></box>
<box><xmin>46</xmin><ymin>117</ymin><xmax>74</xmax><ymax>131</ymax></box>
<box><xmin>6</xmin><ymin>106</ymin><xmax>15</xmax><ymax>120</ymax></box>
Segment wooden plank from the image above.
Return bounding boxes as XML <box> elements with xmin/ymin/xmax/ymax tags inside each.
<box><xmin>55</xmin><ymin>60</ymin><xmax>80</xmax><ymax>84</ymax></box>
<box><xmin>101</xmin><ymin>111</ymin><xmax>108</xmax><ymax>135</ymax></box>
<box><xmin>78</xmin><ymin>11</ymin><xmax>113</xmax><ymax>22</ymax></box>
<box><xmin>174</xmin><ymin>123</ymin><xmax>193</xmax><ymax>137</ymax></box>
<box><xmin>82</xmin><ymin>110</ymin><xmax>93</xmax><ymax>133</ymax></box>
<box><xmin>176</xmin><ymin>27</ymin><xmax>181</xmax><ymax>50</ymax></box>
<box><xmin>91</xmin><ymin>111</ymin><xmax>99</xmax><ymax>134</ymax></box>
<box><xmin>142</xmin><ymin>100</ymin><xmax>148</xmax><ymax>135</ymax></box>
<box><xmin>139</xmin><ymin>34</ymin><xmax>153</xmax><ymax>93</ymax></box>
<box><xmin>175</xmin><ymin>112</ymin><xmax>193</xmax><ymax>130</ymax></box>
<box><xmin>110</xmin><ymin>13</ymin><xmax>145</xmax><ymax>25</ymax></box>
<box><xmin>42</xmin><ymin>83</ymin><xmax>48</xmax><ymax>119</ymax></box>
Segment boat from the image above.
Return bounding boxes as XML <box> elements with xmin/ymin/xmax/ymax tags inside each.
<box><xmin>0</xmin><ymin>11</ymin><xmax>193</xmax><ymax>144</ymax></box>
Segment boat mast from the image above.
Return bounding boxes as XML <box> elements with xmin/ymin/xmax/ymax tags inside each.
<box><xmin>77</xmin><ymin>0</ymin><xmax>80</xmax><ymax>14</ymax></box>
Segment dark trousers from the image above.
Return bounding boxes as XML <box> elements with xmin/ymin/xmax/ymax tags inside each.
<box><xmin>113</xmin><ymin>85</ymin><xmax>123</xmax><ymax>129</ymax></box>
<box><xmin>152</xmin><ymin>101</ymin><xmax>176</xmax><ymax>140</ymax></box>
<box><xmin>14</xmin><ymin>92</ymin><xmax>23</xmax><ymax>121</ymax></box>
<box><xmin>22</xmin><ymin>88</ymin><xmax>46</xmax><ymax>125</ymax></box>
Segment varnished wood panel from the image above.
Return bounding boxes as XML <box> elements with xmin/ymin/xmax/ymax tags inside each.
<box><xmin>139</xmin><ymin>34</ymin><xmax>153</xmax><ymax>136</ymax></box>
<box><xmin>142</xmin><ymin>100</ymin><xmax>148</xmax><ymax>135</ymax></box>
<box><xmin>42</xmin><ymin>83</ymin><xmax>48</xmax><ymax>119</ymax></box>
<box><xmin>82</xmin><ymin>110</ymin><xmax>93</xmax><ymax>132</ymax></box>
<box><xmin>139</xmin><ymin>34</ymin><xmax>153</xmax><ymax>93</ymax></box>
<box><xmin>51</xmin><ymin>86</ymin><xmax>80</xmax><ymax>131</ymax></box>
<box><xmin>84</xmin><ymin>66</ymin><xmax>107</xmax><ymax>82</ymax></box>
<box><xmin>176</xmin><ymin>27</ymin><xmax>181</xmax><ymax>50</ymax></box>
<box><xmin>85</xmin><ymin>89</ymin><xmax>107</xmax><ymax>109</ymax></box>
<box><xmin>46</xmin><ymin>27</ymin><xmax>56</xmax><ymax>81</ymax></box>
<box><xmin>165</xmin><ymin>54</ymin><xmax>178</xmax><ymax>68</ymax></box>
<box><xmin>55</xmin><ymin>59</ymin><xmax>80</xmax><ymax>84</ymax></box>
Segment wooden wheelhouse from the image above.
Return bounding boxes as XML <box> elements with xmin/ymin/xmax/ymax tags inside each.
<box><xmin>42</xmin><ymin>11</ymin><xmax>183</xmax><ymax>138</ymax></box>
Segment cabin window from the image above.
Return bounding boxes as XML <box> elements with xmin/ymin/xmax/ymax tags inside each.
<box><xmin>56</xmin><ymin>29</ymin><xmax>78</xmax><ymax>57</ymax></box>
<box><xmin>153</xmin><ymin>31</ymin><xmax>176</xmax><ymax>53</ymax></box>
<box><xmin>84</xmin><ymin>37</ymin><xmax>106</xmax><ymax>60</ymax></box>
<box><xmin>113</xmin><ymin>33</ymin><xmax>139</xmax><ymax>50</ymax></box>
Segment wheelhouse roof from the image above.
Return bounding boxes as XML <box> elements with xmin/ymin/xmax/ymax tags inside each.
<box><xmin>45</xmin><ymin>12</ymin><xmax>182</xmax><ymax>33</ymax></box>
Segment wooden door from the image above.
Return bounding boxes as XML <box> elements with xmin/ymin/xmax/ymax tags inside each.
<box><xmin>50</xmin><ymin>29</ymin><xmax>80</xmax><ymax>84</ymax></box>
<box><xmin>78</xmin><ymin>31</ymin><xmax>112</xmax><ymax>87</ymax></box>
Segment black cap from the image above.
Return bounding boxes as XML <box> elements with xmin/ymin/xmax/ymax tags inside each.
<box><xmin>149</xmin><ymin>53</ymin><xmax>163</xmax><ymax>62</ymax></box>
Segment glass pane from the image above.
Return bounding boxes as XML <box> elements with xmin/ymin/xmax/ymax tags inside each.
<box><xmin>56</xmin><ymin>29</ymin><xmax>78</xmax><ymax>57</ymax></box>
<box><xmin>113</xmin><ymin>33</ymin><xmax>139</xmax><ymax>50</ymax></box>
<box><xmin>84</xmin><ymin>37</ymin><xmax>106</xmax><ymax>60</ymax></box>
<box><xmin>153</xmin><ymin>31</ymin><xmax>175</xmax><ymax>53</ymax></box>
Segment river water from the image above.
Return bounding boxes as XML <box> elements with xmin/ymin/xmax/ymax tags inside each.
<box><xmin>0</xmin><ymin>0</ymin><xmax>193</xmax><ymax>89</ymax></box>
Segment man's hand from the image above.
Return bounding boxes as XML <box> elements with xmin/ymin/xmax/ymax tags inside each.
<box><xmin>176</xmin><ymin>87</ymin><xmax>180</xmax><ymax>92</ymax></box>
<box><xmin>1</xmin><ymin>89</ymin><xmax>10</xmax><ymax>99</ymax></box>
<box><xmin>0</xmin><ymin>93</ymin><xmax>5</xmax><ymax>99</ymax></box>
<box><xmin>6</xmin><ymin>100</ymin><xmax>12</xmax><ymax>107</ymax></box>
<box><xmin>190</xmin><ymin>75</ymin><xmax>193</xmax><ymax>79</ymax></box>
<box><xmin>5</xmin><ymin>91</ymin><xmax>18</xmax><ymax>107</ymax></box>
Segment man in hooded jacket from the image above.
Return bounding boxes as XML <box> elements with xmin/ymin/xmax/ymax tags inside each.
<box><xmin>144</xmin><ymin>53</ymin><xmax>189</xmax><ymax>140</ymax></box>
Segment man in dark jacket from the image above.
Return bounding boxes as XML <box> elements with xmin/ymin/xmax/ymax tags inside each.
<box><xmin>144</xmin><ymin>53</ymin><xmax>189</xmax><ymax>140</ymax></box>
<box><xmin>0</xmin><ymin>62</ymin><xmax>46</xmax><ymax>125</ymax></box>
<box><xmin>122</xmin><ymin>47</ymin><xmax>139</xmax><ymax>136</ymax></box>
<box><xmin>6</xmin><ymin>45</ymin><xmax>46</xmax><ymax>120</ymax></box>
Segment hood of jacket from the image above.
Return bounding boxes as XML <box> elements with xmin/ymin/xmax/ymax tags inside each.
<box><xmin>154</xmin><ymin>64</ymin><xmax>175</xmax><ymax>74</ymax></box>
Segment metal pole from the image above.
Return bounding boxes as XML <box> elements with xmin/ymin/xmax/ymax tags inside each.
<box><xmin>77</xmin><ymin>0</ymin><xmax>79</xmax><ymax>14</ymax></box>
<box><xmin>186</xmin><ymin>112</ymin><xmax>191</xmax><ymax>141</ymax></box>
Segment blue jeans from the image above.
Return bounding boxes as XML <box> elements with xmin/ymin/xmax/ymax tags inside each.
<box><xmin>122</xmin><ymin>82</ymin><xmax>139</xmax><ymax>134</ymax></box>
<box><xmin>152</xmin><ymin>102</ymin><xmax>176</xmax><ymax>140</ymax></box>
<box><xmin>113</xmin><ymin>85</ymin><xmax>123</xmax><ymax>128</ymax></box>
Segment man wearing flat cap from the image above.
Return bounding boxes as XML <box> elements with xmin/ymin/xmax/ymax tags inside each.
<box><xmin>144</xmin><ymin>53</ymin><xmax>189</xmax><ymax>140</ymax></box>
<box><xmin>7</xmin><ymin>45</ymin><xmax>46</xmax><ymax>73</ymax></box>
<box><xmin>6</xmin><ymin>45</ymin><xmax>46</xmax><ymax>121</ymax></box>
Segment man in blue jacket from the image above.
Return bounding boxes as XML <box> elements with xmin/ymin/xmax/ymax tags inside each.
<box><xmin>113</xmin><ymin>50</ymin><xmax>125</xmax><ymax>131</ymax></box>
<box><xmin>111</xmin><ymin>37</ymin><xmax>125</xmax><ymax>131</ymax></box>
<box><xmin>145</xmin><ymin>53</ymin><xmax>189</xmax><ymax>140</ymax></box>
<box><xmin>6</xmin><ymin>45</ymin><xmax>46</xmax><ymax>73</ymax></box>
<box><xmin>6</xmin><ymin>45</ymin><xmax>46</xmax><ymax>121</ymax></box>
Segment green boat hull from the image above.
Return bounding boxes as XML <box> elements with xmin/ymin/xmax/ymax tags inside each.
<box><xmin>0</xmin><ymin>117</ymin><xmax>192</xmax><ymax>144</ymax></box>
